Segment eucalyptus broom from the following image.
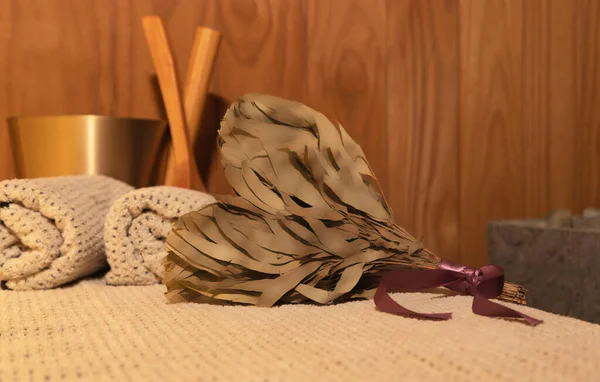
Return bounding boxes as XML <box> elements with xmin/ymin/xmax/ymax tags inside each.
<box><xmin>163</xmin><ymin>93</ymin><xmax>527</xmax><ymax>309</ymax></box>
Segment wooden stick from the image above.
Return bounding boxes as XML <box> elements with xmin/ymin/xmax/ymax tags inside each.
<box><xmin>163</xmin><ymin>27</ymin><xmax>220</xmax><ymax>189</ymax></box>
<box><xmin>142</xmin><ymin>16</ymin><xmax>205</xmax><ymax>191</ymax></box>
<box><xmin>184</xmin><ymin>27</ymin><xmax>221</xmax><ymax>147</ymax></box>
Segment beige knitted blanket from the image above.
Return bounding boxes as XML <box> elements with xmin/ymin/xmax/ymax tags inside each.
<box><xmin>104</xmin><ymin>186</ymin><xmax>216</xmax><ymax>285</ymax></box>
<box><xmin>0</xmin><ymin>176</ymin><xmax>133</xmax><ymax>290</ymax></box>
<box><xmin>0</xmin><ymin>278</ymin><xmax>597</xmax><ymax>382</ymax></box>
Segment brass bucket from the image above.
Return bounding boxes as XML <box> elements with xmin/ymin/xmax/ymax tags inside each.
<box><xmin>7</xmin><ymin>115</ymin><xmax>168</xmax><ymax>188</ymax></box>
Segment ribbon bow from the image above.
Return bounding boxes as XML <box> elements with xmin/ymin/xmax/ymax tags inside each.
<box><xmin>374</xmin><ymin>260</ymin><xmax>542</xmax><ymax>326</ymax></box>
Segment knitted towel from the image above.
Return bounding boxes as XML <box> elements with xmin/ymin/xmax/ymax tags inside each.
<box><xmin>0</xmin><ymin>175</ymin><xmax>133</xmax><ymax>290</ymax></box>
<box><xmin>0</xmin><ymin>278</ymin><xmax>598</xmax><ymax>381</ymax></box>
<box><xmin>104</xmin><ymin>186</ymin><xmax>216</xmax><ymax>285</ymax></box>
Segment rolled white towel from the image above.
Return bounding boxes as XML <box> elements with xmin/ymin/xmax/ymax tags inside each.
<box><xmin>0</xmin><ymin>175</ymin><xmax>133</xmax><ymax>290</ymax></box>
<box><xmin>104</xmin><ymin>186</ymin><xmax>216</xmax><ymax>285</ymax></box>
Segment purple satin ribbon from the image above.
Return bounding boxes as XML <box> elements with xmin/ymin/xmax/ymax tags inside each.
<box><xmin>374</xmin><ymin>260</ymin><xmax>542</xmax><ymax>326</ymax></box>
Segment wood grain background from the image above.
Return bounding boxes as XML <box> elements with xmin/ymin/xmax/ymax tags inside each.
<box><xmin>0</xmin><ymin>0</ymin><xmax>598</xmax><ymax>266</ymax></box>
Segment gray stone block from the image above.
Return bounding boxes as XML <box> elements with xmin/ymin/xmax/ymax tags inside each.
<box><xmin>488</xmin><ymin>219</ymin><xmax>600</xmax><ymax>324</ymax></box>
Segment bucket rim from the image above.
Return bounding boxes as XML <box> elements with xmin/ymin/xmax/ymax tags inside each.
<box><xmin>6</xmin><ymin>114</ymin><xmax>167</xmax><ymax>125</ymax></box>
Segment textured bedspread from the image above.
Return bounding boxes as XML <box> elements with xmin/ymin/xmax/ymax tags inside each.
<box><xmin>0</xmin><ymin>278</ymin><xmax>597</xmax><ymax>382</ymax></box>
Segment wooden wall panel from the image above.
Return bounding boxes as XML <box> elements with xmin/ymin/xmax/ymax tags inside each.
<box><xmin>0</xmin><ymin>1</ymin><xmax>13</xmax><ymax>180</ymax></box>
<box><xmin>212</xmin><ymin>0</ymin><xmax>306</xmax><ymax>102</ymax></box>
<box><xmin>6</xmin><ymin>0</ymin><xmax>99</xmax><ymax>115</ymax></box>
<box><xmin>206</xmin><ymin>0</ymin><xmax>307</xmax><ymax>194</ymax></box>
<box><xmin>0</xmin><ymin>0</ymin><xmax>218</xmax><ymax>181</ymax></box>
<box><xmin>575</xmin><ymin>0</ymin><xmax>600</xmax><ymax>209</ymax></box>
<box><xmin>306</xmin><ymin>0</ymin><xmax>389</xmax><ymax>196</ymax></box>
<box><xmin>0</xmin><ymin>0</ymin><xmax>598</xmax><ymax>267</ymax></box>
<box><xmin>458</xmin><ymin>0</ymin><xmax>524</xmax><ymax>266</ymax></box>
<box><xmin>116</xmin><ymin>0</ymin><xmax>218</xmax><ymax>120</ymax></box>
<box><xmin>522</xmin><ymin>0</ymin><xmax>579</xmax><ymax>216</ymax></box>
<box><xmin>387</xmin><ymin>0</ymin><xmax>459</xmax><ymax>261</ymax></box>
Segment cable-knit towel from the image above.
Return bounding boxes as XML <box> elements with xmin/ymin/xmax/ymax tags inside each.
<box><xmin>104</xmin><ymin>186</ymin><xmax>216</xmax><ymax>285</ymax></box>
<box><xmin>0</xmin><ymin>175</ymin><xmax>133</xmax><ymax>290</ymax></box>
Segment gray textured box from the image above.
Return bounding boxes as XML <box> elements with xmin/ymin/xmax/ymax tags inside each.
<box><xmin>488</xmin><ymin>220</ymin><xmax>600</xmax><ymax>324</ymax></box>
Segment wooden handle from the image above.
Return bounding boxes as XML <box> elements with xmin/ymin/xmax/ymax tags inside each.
<box><xmin>184</xmin><ymin>27</ymin><xmax>220</xmax><ymax>146</ymax></box>
<box><xmin>163</xmin><ymin>27</ymin><xmax>220</xmax><ymax>189</ymax></box>
<box><xmin>142</xmin><ymin>16</ymin><xmax>205</xmax><ymax>191</ymax></box>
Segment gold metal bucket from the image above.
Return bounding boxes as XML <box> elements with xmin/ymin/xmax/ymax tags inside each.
<box><xmin>7</xmin><ymin>115</ymin><xmax>168</xmax><ymax>188</ymax></box>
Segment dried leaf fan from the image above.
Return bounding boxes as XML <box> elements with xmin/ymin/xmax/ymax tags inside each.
<box><xmin>164</xmin><ymin>93</ymin><xmax>540</xmax><ymax>325</ymax></box>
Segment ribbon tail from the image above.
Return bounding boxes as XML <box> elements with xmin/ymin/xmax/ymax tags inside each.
<box><xmin>472</xmin><ymin>294</ymin><xmax>543</xmax><ymax>326</ymax></box>
<box><xmin>374</xmin><ymin>286</ymin><xmax>452</xmax><ymax>320</ymax></box>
